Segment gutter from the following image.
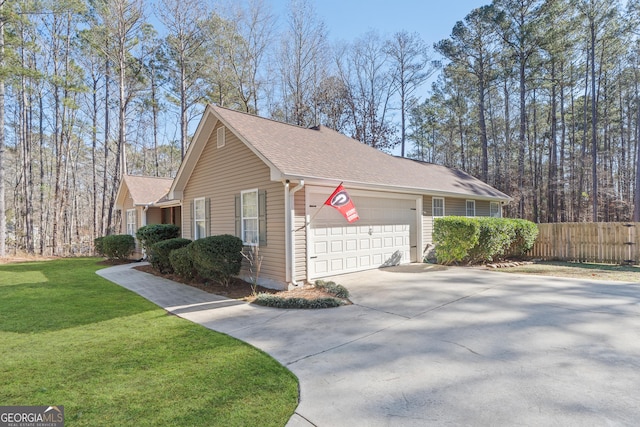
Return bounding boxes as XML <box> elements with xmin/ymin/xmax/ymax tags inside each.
<box><xmin>284</xmin><ymin>180</ymin><xmax>305</xmax><ymax>287</ymax></box>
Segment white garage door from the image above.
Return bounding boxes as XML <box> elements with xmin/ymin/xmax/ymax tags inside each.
<box><xmin>308</xmin><ymin>190</ymin><xmax>418</xmax><ymax>279</ymax></box>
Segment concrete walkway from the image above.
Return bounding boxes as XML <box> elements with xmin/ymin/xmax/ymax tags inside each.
<box><xmin>97</xmin><ymin>263</ymin><xmax>640</xmax><ymax>426</ymax></box>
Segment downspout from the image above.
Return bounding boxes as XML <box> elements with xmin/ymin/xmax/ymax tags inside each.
<box><xmin>139</xmin><ymin>205</ymin><xmax>150</xmax><ymax>259</ymax></box>
<box><xmin>285</xmin><ymin>180</ymin><xmax>304</xmax><ymax>287</ymax></box>
<box><xmin>142</xmin><ymin>205</ymin><xmax>150</xmax><ymax>226</ymax></box>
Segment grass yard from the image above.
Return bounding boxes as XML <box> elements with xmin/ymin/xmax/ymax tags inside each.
<box><xmin>0</xmin><ymin>258</ymin><xmax>298</xmax><ymax>426</ymax></box>
<box><xmin>499</xmin><ymin>260</ymin><xmax>640</xmax><ymax>282</ymax></box>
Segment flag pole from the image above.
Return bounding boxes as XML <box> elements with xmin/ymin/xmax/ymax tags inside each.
<box><xmin>293</xmin><ymin>182</ymin><xmax>343</xmax><ymax>232</ymax></box>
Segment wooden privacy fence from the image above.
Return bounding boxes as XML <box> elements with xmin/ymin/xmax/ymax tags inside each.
<box><xmin>529</xmin><ymin>222</ymin><xmax>640</xmax><ymax>265</ymax></box>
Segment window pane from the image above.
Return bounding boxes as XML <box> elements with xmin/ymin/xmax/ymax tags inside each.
<box><xmin>195</xmin><ymin>221</ymin><xmax>205</xmax><ymax>239</ymax></box>
<box><xmin>433</xmin><ymin>198</ymin><xmax>443</xmax><ymax>217</ymax></box>
<box><xmin>243</xmin><ymin>218</ymin><xmax>258</xmax><ymax>244</ymax></box>
<box><xmin>194</xmin><ymin>199</ymin><xmax>205</xmax><ymax>220</ymax></box>
<box><xmin>242</xmin><ymin>191</ymin><xmax>258</xmax><ymax>217</ymax></box>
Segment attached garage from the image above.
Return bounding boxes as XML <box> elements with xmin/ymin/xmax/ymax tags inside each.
<box><xmin>306</xmin><ymin>187</ymin><xmax>421</xmax><ymax>279</ymax></box>
<box><xmin>166</xmin><ymin>105</ymin><xmax>510</xmax><ymax>289</ymax></box>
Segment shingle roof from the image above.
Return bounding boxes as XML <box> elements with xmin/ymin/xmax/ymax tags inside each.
<box><xmin>212</xmin><ymin>106</ymin><xmax>510</xmax><ymax>200</ymax></box>
<box><xmin>121</xmin><ymin>175</ymin><xmax>173</xmax><ymax>205</ymax></box>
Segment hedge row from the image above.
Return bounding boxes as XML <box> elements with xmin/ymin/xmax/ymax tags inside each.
<box><xmin>144</xmin><ymin>234</ymin><xmax>244</xmax><ymax>286</ymax></box>
<box><xmin>433</xmin><ymin>217</ymin><xmax>538</xmax><ymax>265</ymax></box>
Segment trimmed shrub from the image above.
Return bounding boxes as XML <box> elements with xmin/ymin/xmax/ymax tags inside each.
<box><xmin>136</xmin><ymin>224</ymin><xmax>180</xmax><ymax>253</ymax></box>
<box><xmin>510</xmin><ymin>219</ymin><xmax>539</xmax><ymax>256</ymax></box>
<box><xmin>189</xmin><ymin>234</ymin><xmax>244</xmax><ymax>286</ymax></box>
<box><xmin>94</xmin><ymin>236</ymin><xmax>105</xmax><ymax>256</ymax></box>
<box><xmin>101</xmin><ymin>234</ymin><xmax>135</xmax><ymax>260</ymax></box>
<box><xmin>468</xmin><ymin>217</ymin><xmax>516</xmax><ymax>263</ymax></box>
<box><xmin>149</xmin><ymin>238</ymin><xmax>192</xmax><ymax>273</ymax></box>
<box><xmin>433</xmin><ymin>217</ymin><xmax>480</xmax><ymax>265</ymax></box>
<box><xmin>253</xmin><ymin>294</ymin><xmax>345</xmax><ymax>309</ymax></box>
<box><xmin>433</xmin><ymin>216</ymin><xmax>538</xmax><ymax>265</ymax></box>
<box><xmin>314</xmin><ymin>280</ymin><xmax>350</xmax><ymax>299</ymax></box>
<box><xmin>169</xmin><ymin>245</ymin><xmax>197</xmax><ymax>279</ymax></box>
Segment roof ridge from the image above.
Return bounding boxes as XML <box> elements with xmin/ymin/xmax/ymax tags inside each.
<box><xmin>210</xmin><ymin>104</ymin><xmax>324</xmax><ymax>133</ymax></box>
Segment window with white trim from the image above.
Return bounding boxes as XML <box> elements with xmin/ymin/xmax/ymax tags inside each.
<box><xmin>490</xmin><ymin>202</ymin><xmax>501</xmax><ymax>218</ymax></box>
<box><xmin>193</xmin><ymin>198</ymin><xmax>206</xmax><ymax>239</ymax></box>
<box><xmin>126</xmin><ymin>209</ymin><xmax>136</xmax><ymax>236</ymax></box>
<box><xmin>466</xmin><ymin>200</ymin><xmax>476</xmax><ymax>217</ymax></box>
<box><xmin>241</xmin><ymin>189</ymin><xmax>259</xmax><ymax>245</ymax></box>
<box><xmin>432</xmin><ymin>197</ymin><xmax>444</xmax><ymax>217</ymax></box>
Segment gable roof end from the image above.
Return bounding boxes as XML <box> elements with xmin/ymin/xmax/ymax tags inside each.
<box><xmin>115</xmin><ymin>175</ymin><xmax>174</xmax><ymax>210</ymax></box>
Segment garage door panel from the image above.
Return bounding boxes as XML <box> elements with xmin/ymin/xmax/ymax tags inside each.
<box><xmin>315</xmin><ymin>241</ymin><xmax>328</xmax><ymax>254</ymax></box>
<box><xmin>346</xmin><ymin>257</ymin><xmax>357</xmax><ymax>269</ymax></box>
<box><xmin>346</xmin><ymin>239</ymin><xmax>357</xmax><ymax>251</ymax></box>
<box><xmin>314</xmin><ymin>228</ymin><xmax>327</xmax><ymax>237</ymax></box>
<box><xmin>314</xmin><ymin>260</ymin><xmax>328</xmax><ymax>274</ymax></box>
<box><xmin>372</xmin><ymin>253</ymin><xmax>383</xmax><ymax>265</ymax></box>
<box><xmin>360</xmin><ymin>239</ymin><xmax>370</xmax><ymax>250</ymax></box>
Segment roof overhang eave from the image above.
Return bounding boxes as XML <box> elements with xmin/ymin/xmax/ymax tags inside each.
<box><xmin>275</xmin><ymin>173</ymin><xmax>512</xmax><ymax>203</ymax></box>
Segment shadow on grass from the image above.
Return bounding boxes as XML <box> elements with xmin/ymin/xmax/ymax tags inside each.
<box><xmin>0</xmin><ymin>258</ymin><xmax>156</xmax><ymax>334</ymax></box>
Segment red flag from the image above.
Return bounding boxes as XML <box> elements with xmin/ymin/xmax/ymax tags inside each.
<box><xmin>324</xmin><ymin>184</ymin><xmax>360</xmax><ymax>223</ymax></box>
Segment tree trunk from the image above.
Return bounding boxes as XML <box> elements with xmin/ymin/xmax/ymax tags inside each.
<box><xmin>0</xmin><ymin>3</ymin><xmax>5</xmax><ymax>258</ymax></box>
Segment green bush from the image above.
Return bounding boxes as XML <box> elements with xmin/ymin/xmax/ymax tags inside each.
<box><xmin>433</xmin><ymin>216</ymin><xmax>538</xmax><ymax>265</ymax></box>
<box><xmin>101</xmin><ymin>234</ymin><xmax>135</xmax><ymax>260</ymax></box>
<box><xmin>314</xmin><ymin>280</ymin><xmax>350</xmax><ymax>299</ymax></box>
<box><xmin>433</xmin><ymin>217</ymin><xmax>480</xmax><ymax>265</ymax></box>
<box><xmin>189</xmin><ymin>234</ymin><xmax>244</xmax><ymax>286</ymax></box>
<box><xmin>510</xmin><ymin>219</ymin><xmax>539</xmax><ymax>256</ymax></box>
<box><xmin>169</xmin><ymin>245</ymin><xmax>197</xmax><ymax>279</ymax></box>
<box><xmin>136</xmin><ymin>224</ymin><xmax>181</xmax><ymax>253</ymax></box>
<box><xmin>468</xmin><ymin>217</ymin><xmax>516</xmax><ymax>263</ymax></box>
<box><xmin>253</xmin><ymin>294</ymin><xmax>345</xmax><ymax>309</ymax></box>
<box><xmin>149</xmin><ymin>238</ymin><xmax>192</xmax><ymax>273</ymax></box>
<box><xmin>94</xmin><ymin>236</ymin><xmax>105</xmax><ymax>256</ymax></box>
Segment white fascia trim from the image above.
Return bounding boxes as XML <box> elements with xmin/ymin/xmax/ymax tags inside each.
<box><xmin>277</xmin><ymin>174</ymin><xmax>511</xmax><ymax>203</ymax></box>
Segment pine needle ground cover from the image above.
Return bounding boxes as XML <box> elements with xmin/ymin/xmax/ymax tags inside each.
<box><xmin>499</xmin><ymin>261</ymin><xmax>640</xmax><ymax>283</ymax></box>
<box><xmin>0</xmin><ymin>258</ymin><xmax>298</xmax><ymax>426</ymax></box>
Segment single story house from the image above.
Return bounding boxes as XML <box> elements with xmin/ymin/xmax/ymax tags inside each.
<box><xmin>117</xmin><ymin>104</ymin><xmax>510</xmax><ymax>289</ymax></box>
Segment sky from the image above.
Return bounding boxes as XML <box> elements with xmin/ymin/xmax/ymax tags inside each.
<box><xmin>270</xmin><ymin>0</ymin><xmax>491</xmax><ymax>48</ymax></box>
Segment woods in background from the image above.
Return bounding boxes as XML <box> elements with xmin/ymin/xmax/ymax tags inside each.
<box><xmin>0</xmin><ymin>0</ymin><xmax>639</xmax><ymax>256</ymax></box>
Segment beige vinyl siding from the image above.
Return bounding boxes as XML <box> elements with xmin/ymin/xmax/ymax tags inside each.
<box><xmin>183</xmin><ymin>123</ymin><xmax>287</xmax><ymax>284</ymax></box>
<box><xmin>475</xmin><ymin>200</ymin><xmax>491</xmax><ymax>216</ymax></box>
<box><xmin>293</xmin><ymin>189</ymin><xmax>307</xmax><ymax>282</ymax></box>
<box><xmin>445</xmin><ymin>198</ymin><xmax>467</xmax><ymax>216</ymax></box>
<box><xmin>422</xmin><ymin>196</ymin><xmax>435</xmax><ymax>245</ymax></box>
<box><xmin>146</xmin><ymin>207</ymin><xmax>163</xmax><ymax>225</ymax></box>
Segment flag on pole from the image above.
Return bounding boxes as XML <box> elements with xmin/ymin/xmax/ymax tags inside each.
<box><xmin>324</xmin><ymin>183</ymin><xmax>360</xmax><ymax>223</ymax></box>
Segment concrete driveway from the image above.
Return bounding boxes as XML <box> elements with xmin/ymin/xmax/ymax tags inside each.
<box><xmin>99</xmin><ymin>263</ymin><xmax>640</xmax><ymax>426</ymax></box>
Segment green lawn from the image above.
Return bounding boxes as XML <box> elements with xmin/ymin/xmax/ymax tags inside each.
<box><xmin>0</xmin><ymin>258</ymin><xmax>298</xmax><ymax>426</ymax></box>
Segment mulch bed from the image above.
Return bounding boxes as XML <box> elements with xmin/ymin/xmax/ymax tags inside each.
<box><xmin>133</xmin><ymin>264</ymin><xmax>336</xmax><ymax>302</ymax></box>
